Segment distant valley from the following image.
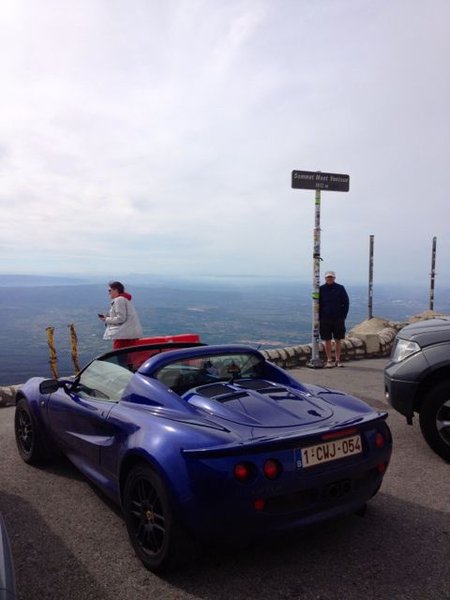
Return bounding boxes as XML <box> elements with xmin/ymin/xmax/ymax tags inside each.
<box><xmin>0</xmin><ymin>276</ymin><xmax>448</xmax><ymax>385</ymax></box>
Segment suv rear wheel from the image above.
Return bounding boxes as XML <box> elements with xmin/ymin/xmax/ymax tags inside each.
<box><xmin>419</xmin><ymin>381</ymin><xmax>450</xmax><ymax>462</ymax></box>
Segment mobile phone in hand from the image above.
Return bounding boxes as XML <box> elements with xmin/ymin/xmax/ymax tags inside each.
<box><xmin>98</xmin><ymin>313</ymin><xmax>104</xmax><ymax>318</ymax></box>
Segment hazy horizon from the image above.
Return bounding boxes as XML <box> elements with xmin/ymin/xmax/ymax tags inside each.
<box><xmin>0</xmin><ymin>270</ymin><xmax>445</xmax><ymax>289</ymax></box>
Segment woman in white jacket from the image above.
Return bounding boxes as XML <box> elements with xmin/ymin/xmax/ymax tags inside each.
<box><xmin>99</xmin><ymin>281</ymin><xmax>143</xmax><ymax>349</ymax></box>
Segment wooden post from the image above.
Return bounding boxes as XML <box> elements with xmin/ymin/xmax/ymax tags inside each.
<box><xmin>68</xmin><ymin>323</ymin><xmax>81</xmax><ymax>373</ymax></box>
<box><xmin>46</xmin><ymin>327</ymin><xmax>58</xmax><ymax>379</ymax></box>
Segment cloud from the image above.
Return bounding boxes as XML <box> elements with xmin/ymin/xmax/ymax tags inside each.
<box><xmin>0</xmin><ymin>0</ymin><xmax>449</xmax><ymax>284</ymax></box>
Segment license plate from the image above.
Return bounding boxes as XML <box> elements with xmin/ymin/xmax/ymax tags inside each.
<box><xmin>296</xmin><ymin>434</ymin><xmax>362</xmax><ymax>469</ymax></box>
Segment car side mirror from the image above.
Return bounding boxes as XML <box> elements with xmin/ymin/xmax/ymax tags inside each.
<box><xmin>39</xmin><ymin>379</ymin><xmax>72</xmax><ymax>395</ymax></box>
<box><xmin>39</xmin><ymin>380</ymin><xmax>61</xmax><ymax>394</ymax></box>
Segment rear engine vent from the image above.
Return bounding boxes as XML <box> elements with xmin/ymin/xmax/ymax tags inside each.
<box><xmin>236</xmin><ymin>379</ymin><xmax>281</xmax><ymax>391</ymax></box>
<box><xmin>196</xmin><ymin>383</ymin><xmax>233</xmax><ymax>398</ymax></box>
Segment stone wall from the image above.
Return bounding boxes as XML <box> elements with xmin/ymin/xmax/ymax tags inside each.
<box><xmin>261</xmin><ymin>325</ymin><xmax>397</xmax><ymax>369</ymax></box>
<box><xmin>261</xmin><ymin>311</ymin><xmax>447</xmax><ymax>370</ymax></box>
<box><xmin>0</xmin><ymin>385</ymin><xmax>20</xmax><ymax>408</ymax></box>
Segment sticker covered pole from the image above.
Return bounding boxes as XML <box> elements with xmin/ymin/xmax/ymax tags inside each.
<box><xmin>368</xmin><ymin>235</ymin><xmax>374</xmax><ymax>319</ymax></box>
<box><xmin>291</xmin><ymin>169</ymin><xmax>350</xmax><ymax>369</ymax></box>
<box><xmin>429</xmin><ymin>236</ymin><xmax>437</xmax><ymax>310</ymax></box>
<box><xmin>308</xmin><ymin>188</ymin><xmax>323</xmax><ymax>367</ymax></box>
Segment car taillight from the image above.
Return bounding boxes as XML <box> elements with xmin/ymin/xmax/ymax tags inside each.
<box><xmin>263</xmin><ymin>459</ymin><xmax>282</xmax><ymax>480</ymax></box>
<box><xmin>377</xmin><ymin>462</ymin><xmax>388</xmax><ymax>474</ymax></box>
<box><xmin>375</xmin><ymin>432</ymin><xmax>385</xmax><ymax>449</ymax></box>
<box><xmin>234</xmin><ymin>462</ymin><xmax>253</xmax><ymax>482</ymax></box>
<box><xmin>253</xmin><ymin>498</ymin><xmax>265</xmax><ymax>511</ymax></box>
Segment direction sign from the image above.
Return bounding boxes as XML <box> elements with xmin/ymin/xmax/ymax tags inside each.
<box><xmin>291</xmin><ymin>170</ymin><xmax>350</xmax><ymax>192</ymax></box>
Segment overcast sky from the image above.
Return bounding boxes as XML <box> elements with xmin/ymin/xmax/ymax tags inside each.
<box><xmin>0</xmin><ymin>0</ymin><xmax>449</xmax><ymax>284</ymax></box>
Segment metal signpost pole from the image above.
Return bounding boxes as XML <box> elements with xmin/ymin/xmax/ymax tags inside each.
<box><xmin>429</xmin><ymin>236</ymin><xmax>437</xmax><ymax>311</ymax></box>
<box><xmin>291</xmin><ymin>170</ymin><xmax>350</xmax><ymax>369</ymax></box>
<box><xmin>368</xmin><ymin>234</ymin><xmax>374</xmax><ymax>319</ymax></box>
<box><xmin>310</xmin><ymin>189</ymin><xmax>322</xmax><ymax>367</ymax></box>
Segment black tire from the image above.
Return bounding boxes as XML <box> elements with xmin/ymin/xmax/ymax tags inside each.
<box><xmin>123</xmin><ymin>464</ymin><xmax>193</xmax><ymax>572</ymax></box>
<box><xmin>14</xmin><ymin>397</ymin><xmax>48</xmax><ymax>465</ymax></box>
<box><xmin>419</xmin><ymin>381</ymin><xmax>450</xmax><ymax>462</ymax></box>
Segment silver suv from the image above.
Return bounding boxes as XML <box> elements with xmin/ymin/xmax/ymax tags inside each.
<box><xmin>384</xmin><ymin>317</ymin><xmax>450</xmax><ymax>461</ymax></box>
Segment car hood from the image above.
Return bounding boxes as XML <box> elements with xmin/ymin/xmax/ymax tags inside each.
<box><xmin>183</xmin><ymin>379</ymin><xmax>334</xmax><ymax>427</ymax></box>
<box><xmin>399</xmin><ymin>317</ymin><xmax>450</xmax><ymax>346</ymax></box>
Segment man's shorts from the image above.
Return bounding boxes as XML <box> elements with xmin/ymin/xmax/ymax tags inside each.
<box><xmin>320</xmin><ymin>319</ymin><xmax>346</xmax><ymax>341</ymax></box>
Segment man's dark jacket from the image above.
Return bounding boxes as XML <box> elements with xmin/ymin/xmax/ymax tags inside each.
<box><xmin>319</xmin><ymin>282</ymin><xmax>349</xmax><ymax>320</ymax></box>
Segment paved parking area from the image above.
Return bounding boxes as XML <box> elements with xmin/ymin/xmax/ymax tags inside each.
<box><xmin>1</xmin><ymin>358</ymin><xmax>449</xmax><ymax>599</ymax></box>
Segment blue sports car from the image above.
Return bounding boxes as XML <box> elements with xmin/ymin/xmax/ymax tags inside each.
<box><xmin>15</xmin><ymin>342</ymin><xmax>392</xmax><ymax>572</ymax></box>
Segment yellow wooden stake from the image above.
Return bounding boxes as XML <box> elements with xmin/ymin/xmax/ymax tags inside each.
<box><xmin>46</xmin><ymin>326</ymin><xmax>58</xmax><ymax>379</ymax></box>
<box><xmin>68</xmin><ymin>323</ymin><xmax>80</xmax><ymax>374</ymax></box>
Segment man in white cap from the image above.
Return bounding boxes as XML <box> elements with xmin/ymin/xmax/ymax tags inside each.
<box><xmin>319</xmin><ymin>271</ymin><xmax>349</xmax><ymax>367</ymax></box>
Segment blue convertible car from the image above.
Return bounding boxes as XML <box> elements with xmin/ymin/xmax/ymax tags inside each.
<box><xmin>15</xmin><ymin>342</ymin><xmax>392</xmax><ymax>572</ymax></box>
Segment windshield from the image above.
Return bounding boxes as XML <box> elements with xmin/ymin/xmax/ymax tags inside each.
<box><xmin>154</xmin><ymin>352</ymin><xmax>264</xmax><ymax>395</ymax></box>
<box><xmin>75</xmin><ymin>359</ymin><xmax>134</xmax><ymax>402</ymax></box>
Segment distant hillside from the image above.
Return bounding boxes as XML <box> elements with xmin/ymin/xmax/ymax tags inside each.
<box><xmin>0</xmin><ymin>278</ymin><xmax>450</xmax><ymax>385</ymax></box>
<box><xmin>0</xmin><ymin>274</ymin><xmax>87</xmax><ymax>287</ymax></box>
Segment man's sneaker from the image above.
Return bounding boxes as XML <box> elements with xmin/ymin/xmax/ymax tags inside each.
<box><xmin>325</xmin><ymin>361</ymin><xmax>334</xmax><ymax>368</ymax></box>
<box><xmin>336</xmin><ymin>361</ymin><xmax>344</xmax><ymax>368</ymax></box>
